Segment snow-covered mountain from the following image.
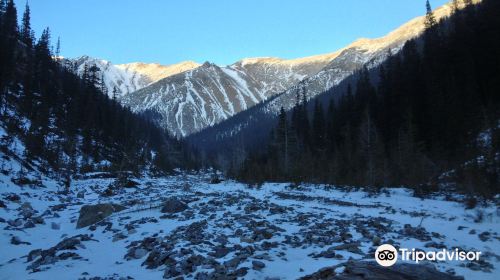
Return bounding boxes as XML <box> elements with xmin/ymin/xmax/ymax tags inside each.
<box><xmin>120</xmin><ymin>54</ymin><xmax>337</xmax><ymax>136</ymax></box>
<box><xmin>66</xmin><ymin>1</ymin><xmax>463</xmax><ymax>137</ymax></box>
<box><xmin>61</xmin><ymin>56</ymin><xmax>200</xmax><ymax>98</ymax></box>
<box><xmin>193</xmin><ymin>1</ymin><xmax>464</xmax><ymax>141</ymax></box>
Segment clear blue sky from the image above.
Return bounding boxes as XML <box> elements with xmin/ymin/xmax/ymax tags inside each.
<box><xmin>16</xmin><ymin>0</ymin><xmax>449</xmax><ymax>65</ymax></box>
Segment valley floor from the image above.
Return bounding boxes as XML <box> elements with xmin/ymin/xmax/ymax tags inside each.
<box><xmin>0</xmin><ymin>172</ymin><xmax>499</xmax><ymax>280</ymax></box>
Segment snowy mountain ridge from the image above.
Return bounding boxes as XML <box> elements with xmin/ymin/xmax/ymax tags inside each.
<box><xmin>204</xmin><ymin>0</ymin><xmax>472</xmax><ymax>140</ymax></box>
<box><xmin>66</xmin><ymin>1</ymin><xmax>473</xmax><ymax>137</ymax></box>
<box><xmin>61</xmin><ymin>56</ymin><xmax>200</xmax><ymax>99</ymax></box>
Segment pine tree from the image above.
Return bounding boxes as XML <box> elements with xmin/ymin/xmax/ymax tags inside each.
<box><xmin>425</xmin><ymin>0</ymin><xmax>437</xmax><ymax>29</ymax></box>
<box><xmin>20</xmin><ymin>2</ymin><xmax>33</xmax><ymax>47</ymax></box>
<box><xmin>55</xmin><ymin>36</ymin><xmax>60</xmax><ymax>58</ymax></box>
<box><xmin>312</xmin><ymin>100</ymin><xmax>325</xmax><ymax>152</ymax></box>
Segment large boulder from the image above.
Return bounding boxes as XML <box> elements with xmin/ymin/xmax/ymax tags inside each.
<box><xmin>161</xmin><ymin>198</ymin><xmax>188</xmax><ymax>213</ymax></box>
<box><xmin>300</xmin><ymin>260</ymin><xmax>464</xmax><ymax>280</ymax></box>
<box><xmin>76</xmin><ymin>203</ymin><xmax>126</xmax><ymax>228</ymax></box>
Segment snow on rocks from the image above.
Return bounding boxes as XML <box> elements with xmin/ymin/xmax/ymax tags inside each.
<box><xmin>300</xmin><ymin>260</ymin><xmax>465</xmax><ymax>280</ymax></box>
<box><xmin>76</xmin><ymin>203</ymin><xmax>127</xmax><ymax>229</ymax></box>
<box><xmin>0</xmin><ymin>171</ymin><xmax>499</xmax><ymax>279</ymax></box>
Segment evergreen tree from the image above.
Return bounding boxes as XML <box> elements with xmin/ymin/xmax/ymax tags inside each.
<box><xmin>425</xmin><ymin>0</ymin><xmax>437</xmax><ymax>29</ymax></box>
<box><xmin>20</xmin><ymin>2</ymin><xmax>33</xmax><ymax>47</ymax></box>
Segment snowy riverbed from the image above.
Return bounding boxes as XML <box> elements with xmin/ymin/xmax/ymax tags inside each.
<box><xmin>0</xmin><ymin>171</ymin><xmax>499</xmax><ymax>280</ymax></box>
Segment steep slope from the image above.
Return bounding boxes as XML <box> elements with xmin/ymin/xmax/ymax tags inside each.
<box><xmin>191</xmin><ymin>0</ymin><xmax>467</xmax><ymax>144</ymax></box>
<box><xmin>61</xmin><ymin>56</ymin><xmax>200</xmax><ymax>98</ymax></box>
<box><xmin>122</xmin><ymin>1</ymin><xmax>466</xmax><ymax>137</ymax></box>
<box><xmin>121</xmin><ymin>55</ymin><xmax>336</xmax><ymax>136</ymax></box>
<box><xmin>265</xmin><ymin>1</ymin><xmax>460</xmax><ymax>113</ymax></box>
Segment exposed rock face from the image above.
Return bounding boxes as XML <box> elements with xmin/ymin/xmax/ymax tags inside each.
<box><xmin>160</xmin><ymin>198</ymin><xmax>188</xmax><ymax>213</ymax></box>
<box><xmin>300</xmin><ymin>261</ymin><xmax>464</xmax><ymax>280</ymax></box>
<box><xmin>76</xmin><ymin>203</ymin><xmax>126</xmax><ymax>229</ymax></box>
<box><xmin>60</xmin><ymin>56</ymin><xmax>200</xmax><ymax>99</ymax></box>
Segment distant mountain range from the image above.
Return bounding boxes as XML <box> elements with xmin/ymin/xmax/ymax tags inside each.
<box><xmin>64</xmin><ymin>1</ymin><xmax>460</xmax><ymax>137</ymax></box>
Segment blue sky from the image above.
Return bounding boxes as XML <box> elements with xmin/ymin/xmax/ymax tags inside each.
<box><xmin>16</xmin><ymin>0</ymin><xmax>449</xmax><ymax>65</ymax></box>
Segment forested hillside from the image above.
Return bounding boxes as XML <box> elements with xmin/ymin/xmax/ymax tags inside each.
<box><xmin>237</xmin><ymin>0</ymin><xmax>500</xmax><ymax>196</ymax></box>
<box><xmin>0</xmin><ymin>0</ymin><xmax>193</xmax><ymax>178</ymax></box>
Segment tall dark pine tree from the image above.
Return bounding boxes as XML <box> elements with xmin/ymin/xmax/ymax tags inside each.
<box><xmin>20</xmin><ymin>2</ymin><xmax>33</xmax><ymax>47</ymax></box>
<box><xmin>312</xmin><ymin>100</ymin><xmax>325</xmax><ymax>153</ymax></box>
<box><xmin>0</xmin><ymin>0</ymin><xmax>17</xmax><ymax>95</ymax></box>
<box><xmin>425</xmin><ymin>0</ymin><xmax>437</xmax><ymax>29</ymax></box>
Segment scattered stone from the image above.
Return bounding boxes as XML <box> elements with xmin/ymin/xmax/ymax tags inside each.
<box><xmin>5</xmin><ymin>193</ymin><xmax>20</xmax><ymax>202</ymax></box>
<box><xmin>77</xmin><ymin>191</ymin><xmax>85</xmax><ymax>199</ymax></box>
<box><xmin>24</xmin><ymin>220</ymin><xmax>35</xmax><ymax>228</ymax></box>
<box><xmin>252</xmin><ymin>260</ymin><xmax>266</xmax><ymax>270</ymax></box>
<box><xmin>401</xmin><ymin>224</ymin><xmax>431</xmax><ymax>241</ymax></box>
<box><xmin>32</xmin><ymin>216</ymin><xmax>45</xmax><ymax>224</ymax></box>
<box><xmin>133</xmin><ymin>248</ymin><xmax>148</xmax><ymax>259</ymax></box>
<box><xmin>478</xmin><ymin>231</ymin><xmax>491</xmax><ymax>242</ymax></box>
<box><xmin>26</xmin><ymin>234</ymin><xmax>95</xmax><ymax>271</ymax></box>
<box><xmin>8</xmin><ymin>218</ymin><xmax>23</xmax><ymax>227</ymax></box>
<box><xmin>113</xmin><ymin>232</ymin><xmax>127</xmax><ymax>242</ymax></box>
<box><xmin>76</xmin><ymin>203</ymin><xmax>126</xmax><ymax>228</ymax></box>
<box><xmin>161</xmin><ymin>198</ymin><xmax>188</xmax><ymax>213</ymax></box>
<box><xmin>300</xmin><ymin>261</ymin><xmax>464</xmax><ymax>280</ymax></box>
<box><xmin>51</xmin><ymin>222</ymin><xmax>60</xmax><ymax>230</ymax></box>
<box><xmin>11</xmin><ymin>236</ymin><xmax>30</xmax><ymax>245</ymax></box>
<box><xmin>331</xmin><ymin>242</ymin><xmax>363</xmax><ymax>255</ymax></box>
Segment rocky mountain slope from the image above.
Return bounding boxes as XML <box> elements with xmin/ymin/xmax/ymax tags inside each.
<box><xmin>200</xmin><ymin>1</ymin><xmax>465</xmax><ymax>142</ymax></box>
<box><xmin>61</xmin><ymin>56</ymin><xmax>200</xmax><ymax>99</ymax></box>
<box><xmin>120</xmin><ymin>54</ymin><xmax>337</xmax><ymax>136</ymax></box>
<box><xmin>67</xmin><ymin>1</ymin><xmax>470</xmax><ymax>137</ymax></box>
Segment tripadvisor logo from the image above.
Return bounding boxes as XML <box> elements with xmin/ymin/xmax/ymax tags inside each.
<box><xmin>375</xmin><ymin>244</ymin><xmax>398</xmax><ymax>266</ymax></box>
<box><xmin>375</xmin><ymin>244</ymin><xmax>481</xmax><ymax>267</ymax></box>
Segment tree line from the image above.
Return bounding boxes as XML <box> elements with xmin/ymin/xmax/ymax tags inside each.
<box><xmin>0</xmin><ymin>0</ymin><xmax>195</xmax><ymax>176</ymax></box>
<box><xmin>236</xmin><ymin>0</ymin><xmax>500</xmax><ymax>196</ymax></box>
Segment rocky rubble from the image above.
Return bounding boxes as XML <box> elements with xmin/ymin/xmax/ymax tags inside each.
<box><xmin>26</xmin><ymin>234</ymin><xmax>96</xmax><ymax>272</ymax></box>
<box><xmin>1</xmin><ymin>173</ymin><xmax>498</xmax><ymax>279</ymax></box>
<box><xmin>300</xmin><ymin>260</ymin><xmax>465</xmax><ymax>280</ymax></box>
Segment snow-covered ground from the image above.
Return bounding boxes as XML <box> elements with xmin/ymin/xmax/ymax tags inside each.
<box><xmin>0</xmin><ymin>170</ymin><xmax>498</xmax><ymax>280</ymax></box>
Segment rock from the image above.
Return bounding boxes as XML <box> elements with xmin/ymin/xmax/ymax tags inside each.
<box><xmin>331</xmin><ymin>242</ymin><xmax>363</xmax><ymax>255</ymax></box>
<box><xmin>51</xmin><ymin>204</ymin><xmax>66</xmax><ymax>211</ymax></box>
<box><xmin>32</xmin><ymin>216</ymin><xmax>44</xmax><ymax>224</ymax></box>
<box><xmin>20</xmin><ymin>202</ymin><xmax>33</xmax><ymax>210</ymax></box>
<box><xmin>24</xmin><ymin>220</ymin><xmax>35</xmax><ymax>228</ymax></box>
<box><xmin>224</xmin><ymin>256</ymin><xmax>241</xmax><ymax>269</ymax></box>
<box><xmin>314</xmin><ymin>247</ymin><xmax>336</xmax><ymax>258</ymax></box>
<box><xmin>77</xmin><ymin>191</ymin><xmax>85</xmax><ymax>199</ymax></box>
<box><xmin>211</xmin><ymin>246</ymin><xmax>231</xmax><ymax>258</ymax></box>
<box><xmin>299</xmin><ymin>261</ymin><xmax>464</xmax><ymax>280</ymax></box>
<box><xmin>252</xmin><ymin>260</ymin><xmax>266</xmax><ymax>270</ymax></box>
<box><xmin>240</xmin><ymin>237</ymin><xmax>255</xmax><ymax>243</ymax></box>
<box><xmin>8</xmin><ymin>218</ymin><xmax>23</xmax><ymax>227</ymax></box>
<box><xmin>210</xmin><ymin>174</ymin><xmax>221</xmax><ymax>184</ymax></box>
<box><xmin>478</xmin><ymin>231</ymin><xmax>491</xmax><ymax>242</ymax></box>
<box><xmin>76</xmin><ymin>203</ymin><xmax>126</xmax><ymax>228</ymax></box>
<box><xmin>5</xmin><ymin>194</ymin><xmax>20</xmax><ymax>202</ymax></box>
<box><xmin>51</xmin><ymin>222</ymin><xmax>60</xmax><ymax>230</ymax></box>
<box><xmin>372</xmin><ymin>236</ymin><xmax>381</xmax><ymax>246</ymax></box>
<box><xmin>401</xmin><ymin>224</ymin><xmax>431</xmax><ymax>241</ymax></box>
<box><xmin>234</xmin><ymin>267</ymin><xmax>249</xmax><ymax>277</ymax></box>
<box><xmin>134</xmin><ymin>248</ymin><xmax>148</xmax><ymax>259</ymax></box>
<box><xmin>0</xmin><ymin>199</ymin><xmax>6</xmax><ymax>208</ymax></box>
<box><xmin>161</xmin><ymin>198</ymin><xmax>188</xmax><ymax>213</ymax></box>
<box><xmin>113</xmin><ymin>232</ymin><xmax>127</xmax><ymax>242</ymax></box>
<box><xmin>11</xmin><ymin>236</ymin><xmax>22</xmax><ymax>245</ymax></box>
<box><xmin>26</xmin><ymin>234</ymin><xmax>93</xmax><ymax>271</ymax></box>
